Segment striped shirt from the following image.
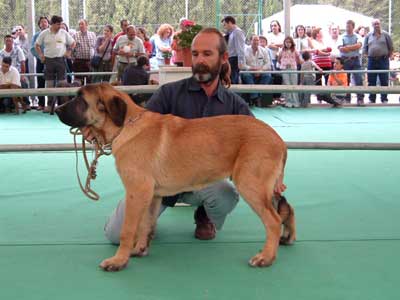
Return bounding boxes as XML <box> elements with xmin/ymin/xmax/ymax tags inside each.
<box><xmin>72</xmin><ymin>30</ymin><xmax>97</xmax><ymax>59</ymax></box>
<box><xmin>311</xmin><ymin>39</ymin><xmax>332</xmax><ymax>68</ymax></box>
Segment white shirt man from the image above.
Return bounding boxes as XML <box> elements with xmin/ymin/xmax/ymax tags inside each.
<box><xmin>113</xmin><ymin>27</ymin><xmax>144</xmax><ymax>64</ymax></box>
<box><xmin>35</xmin><ymin>26</ymin><xmax>75</xmax><ymax>59</ymax></box>
<box><xmin>34</xmin><ymin>15</ymin><xmax>76</xmax><ymax>112</ymax></box>
<box><xmin>240</xmin><ymin>35</ymin><xmax>273</xmax><ymax>102</ymax></box>
<box><xmin>0</xmin><ymin>35</ymin><xmax>26</xmax><ymax>73</ymax></box>
<box><xmin>113</xmin><ymin>25</ymin><xmax>145</xmax><ymax>80</ymax></box>
<box><xmin>0</xmin><ymin>61</ymin><xmax>21</xmax><ymax>86</ymax></box>
<box><xmin>243</xmin><ymin>44</ymin><xmax>273</xmax><ymax>71</ymax></box>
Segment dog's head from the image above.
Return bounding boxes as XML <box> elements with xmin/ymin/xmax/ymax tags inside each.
<box><xmin>55</xmin><ymin>83</ymin><xmax>128</xmax><ymax>140</ymax></box>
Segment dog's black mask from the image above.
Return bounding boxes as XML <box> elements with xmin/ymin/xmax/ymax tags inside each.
<box><xmin>55</xmin><ymin>95</ymin><xmax>88</xmax><ymax>128</ymax></box>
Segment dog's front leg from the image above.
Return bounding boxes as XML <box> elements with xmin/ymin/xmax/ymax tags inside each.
<box><xmin>131</xmin><ymin>196</ymin><xmax>161</xmax><ymax>257</ymax></box>
<box><xmin>100</xmin><ymin>184</ymin><xmax>154</xmax><ymax>272</ymax></box>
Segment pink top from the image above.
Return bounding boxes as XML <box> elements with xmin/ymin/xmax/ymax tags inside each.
<box><xmin>279</xmin><ymin>49</ymin><xmax>299</xmax><ymax>69</ymax></box>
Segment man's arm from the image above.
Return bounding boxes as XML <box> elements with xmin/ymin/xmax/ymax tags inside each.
<box><xmin>18</xmin><ymin>48</ymin><xmax>26</xmax><ymax>73</ymax></box>
<box><xmin>261</xmin><ymin>48</ymin><xmax>272</xmax><ymax>70</ymax></box>
<box><xmin>362</xmin><ymin>34</ymin><xmax>369</xmax><ymax>56</ymax></box>
<box><xmin>30</xmin><ymin>32</ymin><xmax>40</xmax><ymax>59</ymax></box>
<box><xmin>234</xmin><ymin>29</ymin><xmax>246</xmax><ymax>67</ymax></box>
<box><xmin>35</xmin><ymin>43</ymin><xmax>45</xmax><ymax>62</ymax></box>
<box><xmin>35</xmin><ymin>32</ymin><xmax>46</xmax><ymax>62</ymax></box>
<box><xmin>385</xmin><ymin>33</ymin><xmax>394</xmax><ymax>57</ymax></box>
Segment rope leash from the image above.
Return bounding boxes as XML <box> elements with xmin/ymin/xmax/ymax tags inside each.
<box><xmin>70</xmin><ymin>127</ymin><xmax>112</xmax><ymax>201</ymax></box>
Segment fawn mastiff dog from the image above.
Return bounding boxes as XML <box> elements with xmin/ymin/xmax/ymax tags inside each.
<box><xmin>55</xmin><ymin>83</ymin><xmax>296</xmax><ymax>271</ymax></box>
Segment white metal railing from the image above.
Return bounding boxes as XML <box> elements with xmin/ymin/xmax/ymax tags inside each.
<box><xmin>20</xmin><ymin>69</ymin><xmax>400</xmax><ymax>78</ymax></box>
<box><xmin>1</xmin><ymin>142</ymin><xmax>400</xmax><ymax>152</ymax></box>
<box><xmin>1</xmin><ymin>84</ymin><xmax>400</xmax><ymax>98</ymax></box>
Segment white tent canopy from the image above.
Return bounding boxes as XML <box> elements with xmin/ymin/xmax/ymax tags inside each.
<box><xmin>259</xmin><ymin>4</ymin><xmax>374</xmax><ymax>35</ymax></box>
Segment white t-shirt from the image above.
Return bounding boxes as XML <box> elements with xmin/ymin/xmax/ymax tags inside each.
<box><xmin>243</xmin><ymin>45</ymin><xmax>272</xmax><ymax>70</ymax></box>
<box><xmin>0</xmin><ymin>47</ymin><xmax>26</xmax><ymax>72</ymax></box>
<box><xmin>267</xmin><ymin>32</ymin><xmax>284</xmax><ymax>60</ymax></box>
<box><xmin>35</xmin><ymin>28</ymin><xmax>75</xmax><ymax>58</ymax></box>
<box><xmin>113</xmin><ymin>35</ymin><xmax>145</xmax><ymax>64</ymax></box>
<box><xmin>0</xmin><ymin>66</ymin><xmax>21</xmax><ymax>86</ymax></box>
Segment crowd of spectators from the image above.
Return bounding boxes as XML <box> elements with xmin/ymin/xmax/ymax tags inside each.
<box><xmin>0</xmin><ymin>14</ymin><xmax>398</xmax><ymax>113</ymax></box>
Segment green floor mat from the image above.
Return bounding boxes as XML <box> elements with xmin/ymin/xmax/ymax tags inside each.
<box><xmin>1</xmin><ymin>241</ymin><xmax>398</xmax><ymax>300</ymax></box>
<box><xmin>1</xmin><ymin>109</ymin><xmax>400</xmax><ymax>299</ymax></box>
<box><xmin>1</xmin><ymin>150</ymin><xmax>399</xmax><ymax>244</ymax></box>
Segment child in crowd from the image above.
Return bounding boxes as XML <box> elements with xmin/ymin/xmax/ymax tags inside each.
<box><xmin>327</xmin><ymin>57</ymin><xmax>348</xmax><ymax>107</ymax></box>
<box><xmin>299</xmin><ymin>51</ymin><xmax>322</xmax><ymax>107</ymax></box>
<box><xmin>278</xmin><ymin>36</ymin><xmax>301</xmax><ymax>107</ymax></box>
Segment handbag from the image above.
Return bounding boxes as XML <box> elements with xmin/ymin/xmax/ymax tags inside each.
<box><xmin>90</xmin><ymin>39</ymin><xmax>111</xmax><ymax>68</ymax></box>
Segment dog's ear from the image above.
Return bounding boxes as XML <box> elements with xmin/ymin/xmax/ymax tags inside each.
<box><xmin>105</xmin><ymin>96</ymin><xmax>127</xmax><ymax>127</ymax></box>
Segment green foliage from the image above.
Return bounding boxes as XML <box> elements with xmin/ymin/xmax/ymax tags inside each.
<box><xmin>176</xmin><ymin>24</ymin><xmax>203</xmax><ymax>48</ymax></box>
<box><xmin>162</xmin><ymin>51</ymin><xmax>172</xmax><ymax>59</ymax></box>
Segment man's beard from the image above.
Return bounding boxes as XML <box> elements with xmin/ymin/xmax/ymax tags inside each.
<box><xmin>192</xmin><ymin>62</ymin><xmax>221</xmax><ymax>84</ymax></box>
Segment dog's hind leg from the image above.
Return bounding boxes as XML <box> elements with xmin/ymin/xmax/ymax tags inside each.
<box><xmin>131</xmin><ymin>196</ymin><xmax>161</xmax><ymax>257</ymax></box>
<box><xmin>233</xmin><ymin>161</ymin><xmax>282</xmax><ymax>267</ymax></box>
<box><xmin>278</xmin><ymin>199</ymin><xmax>296</xmax><ymax>246</ymax></box>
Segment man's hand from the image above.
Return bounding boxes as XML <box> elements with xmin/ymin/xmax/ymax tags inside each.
<box><xmin>274</xmin><ymin>181</ymin><xmax>287</xmax><ymax>196</ymax></box>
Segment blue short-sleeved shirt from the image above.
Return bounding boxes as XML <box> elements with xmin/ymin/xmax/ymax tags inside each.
<box><xmin>146</xmin><ymin>76</ymin><xmax>253</xmax><ymax>118</ymax></box>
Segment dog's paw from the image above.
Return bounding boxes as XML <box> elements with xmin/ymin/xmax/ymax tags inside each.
<box><xmin>99</xmin><ymin>256</ymin><xmax>129</xmax><ymax>272</ymax></box>
<box><xmin>248</xmin><ymin>253</ymin><xmax>275</xmax><ymax>267</ymax></box>
<box><xmin>279</xmin><ymin>235</ymin><xmax>295</xmax><ymax>246</ymax></box>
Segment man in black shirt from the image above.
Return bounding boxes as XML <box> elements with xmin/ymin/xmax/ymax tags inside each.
<box><xmin>122</xmin><ymin>55</ymin><xmax>151</xmax><ymax>104</ymax></box>
<box><xmin>122</xmin><ymin>55</ymin><xmax>150</xmax><ymax>86</ymax></box>
<box><xmin>95</xmin><ymin>28</ymin><xmax>257</xmax><ymax>245</ymax></box>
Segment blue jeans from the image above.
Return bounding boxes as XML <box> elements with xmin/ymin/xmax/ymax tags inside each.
<box><xmin>240</xmin><ymin>73</ymin><xmax>272</xmax><ymax>99</ymax></box>
<box><xmin>104</xmin><ymin>180</ymin><xmax>239</xmax><ymax>244</ymax></box>
<box><xmin>342</xmin><ymin>56</ymin><xmax>364</xmax><ymax>101</ymax></box>
<box><xmin>367</xmin><ymin>56</ymin><xmax>389</xmax><ymax>102</ymax></box>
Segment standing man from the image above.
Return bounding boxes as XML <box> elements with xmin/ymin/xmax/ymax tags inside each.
<box><xmin>240</xmin><ymin>34</ymin><xmax>273</xmax><ymax>105</ymax></box>
<box><xmin>338</xmin><ymin>20</ymin><xmax>364</xmax><ymax>106</ymax></box>
<box><xmin>35</xmin><ymin>15</ymin><xmax>76</xmax><ymax>113</ymax></box>
<box><xmin>326</xmin><ymin>23</ymin><xmax>341</xmax><ymax>65</ymax></box>
<box><xmin>31</xmin><ymin>16</ymin><xmax>49</xmax><ymax>110</ymax></box>
<box><xmin>363</xmin><ymin>19</ymin><xmax>393</xmax><ymax>103</ymax></box>
<box><xmin>110</xmin><ymin>19</ymin><xmax>130</xmax><ymax>82</ymax></box>
<box><xmin>0</xmin><ymin>35</ymin><xmax>26</xmax><ymax>74</ymax></box>
<box><xmin>112</xmin><ymin>19</ymin><xmax>130</xmax><ymax>48</ymax></box>
<box><xmin>113</xmin><ymin>25</ymin><xmax>145</xmax><ymax>82</ymax></box>
<box><xmin>221</xmin><ymin>16</ymin><xmax>245</xmax><ymax>84</ymax></box>
<box><xmin>14</xmin><ymin>25</ymin><xmax>30</xmax><ymax>74</ymax></box>
<box><xmin>72</xmin><ymin>19</ymin><xmax>97</xmax><ymax>84</ymax></box>
<box><xmin>0</xmin><ymin>34</ymin><xmax>28</xmax><ymax>108</ymax></box>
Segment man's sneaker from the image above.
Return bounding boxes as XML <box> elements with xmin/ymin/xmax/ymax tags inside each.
<box><xmin>194</xmin><ymin>205</ymin><xmax>216</xmax><ymax>240</ymax></box>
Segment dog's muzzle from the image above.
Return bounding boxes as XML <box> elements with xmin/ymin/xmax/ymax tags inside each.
<box><xmin>55</xmin><ymin>96</ymin><xmax>88</xmax><ymax>128</ymax></box>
